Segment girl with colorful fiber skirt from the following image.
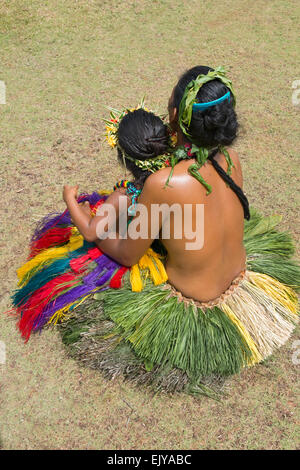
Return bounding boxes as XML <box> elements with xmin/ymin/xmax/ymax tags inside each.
<box><xmin>12</xmin><ymin>66</ymin><xmax>299</xmax><ymax>396</ymax></box>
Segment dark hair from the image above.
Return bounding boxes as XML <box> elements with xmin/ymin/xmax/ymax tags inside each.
<box><xmin>173</xmin><ymin>67</ymin><xmax>249</xmax><ymax>220</ymax></box>
<box><xmin>173</xmin><ymin>66</ymin><xmax>238</xmax><ymax>147</ymax></box>
<box><xmin>117</xmin><ymin>108</ymin><xmax>169</xmax><ymax>188</ymax></box>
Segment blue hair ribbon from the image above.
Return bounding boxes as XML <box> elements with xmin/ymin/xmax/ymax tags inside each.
<box><xmin>192</xmin><ymin>91</ymin><xmax>231</xmax><ymax>111</ymax></box>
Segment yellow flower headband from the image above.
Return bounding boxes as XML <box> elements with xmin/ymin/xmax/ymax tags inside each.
<box><xmin>103</xmin><ymin>98</ymin><xmax>150</xmax><ymax>150</ymax></box>
<box><xmin>103</xmin><ymin>99</ymin><xmax>176</xmax><ymax>173</ymax></box>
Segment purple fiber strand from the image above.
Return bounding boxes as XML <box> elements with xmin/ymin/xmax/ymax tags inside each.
<box><xmin>31</xmin><ymin>192</ymin><xmax>107</xmax><ymax>241</ymax></box>
<box><xmin>95</xmin><ymin>268</ymin><xmax>117</xmax><ymax>286</ymax></box>
<box><xmin>81</xmin><ymin>256</ymin><xmax>118</xmax><ymax>286</ymax></box>
<box><xmin>33</xmin><ymin>268</ymin><xmax>116</xmax><ymax>331</ymax></box>
<box><xmin>31</xmin><ymin>212</ymin><xmax>71</xmax><ymax>241</ymax></box>
<box><xmin>34</xmin><ymin>284</ymin><xmax>93</xmax><ymax>330</ymax></box>
<box><xmin>96</xmin><ymin>254</ymin><xmax>120</xmax><ymax>270</ymax></box>
<box><xmin>96</xmin><ymin>253</ymin><xmax>121</xmax><ymax>270</ymax></box>
<box><xmin>33</xmin><ymin>256</ymin><xmax>118</xmax><ymax>330</ymax></box>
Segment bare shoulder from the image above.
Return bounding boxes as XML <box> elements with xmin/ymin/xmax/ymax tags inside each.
<box><xmin>104</xmin><ymin>188</ymin><xmax>129</xmax><ymax>207</ymax></box>
<box><xmin>142</xmin><ymin>165</ymin><xmax>191</xmax><ymax>195</ymax></box>
<box><xmin>142</xmin><ymin>168</ymin><xmax>171</xmax><ymax>192</ymax></box>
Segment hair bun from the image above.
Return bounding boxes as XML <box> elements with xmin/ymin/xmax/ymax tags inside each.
<box><xmin>118</xmin><ymin>108</ymin><xmax>169</xmax><ymax>160</ymax></box>
<box><xmin>173</xmin><ymin>66</ymin><xmax>239</xmax><ymax>147</ymax></box>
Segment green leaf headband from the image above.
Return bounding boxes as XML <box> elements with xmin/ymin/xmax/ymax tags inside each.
<box><xmin>178</xmin><ymin>66</ymin><xmax>236</xmax><ymax>138</ymax></box>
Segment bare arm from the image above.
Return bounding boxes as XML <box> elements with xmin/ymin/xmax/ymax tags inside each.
<box><xmin>96</xmin><ymin>174</ymin><xmax>163</xmax><ymax>266</ymax></box>
<box><xmin>63</xmin><ymin>185</ymin><xmax>128</xmax><ymax>243</ymax></box>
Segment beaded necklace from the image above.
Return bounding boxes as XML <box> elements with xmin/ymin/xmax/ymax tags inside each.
<box><xmin>113</xmin><ymin>179</ymin><xmax>141</xmax><ymax>216</ymax></box>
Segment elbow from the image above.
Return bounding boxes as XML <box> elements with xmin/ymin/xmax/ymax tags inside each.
<box><xmin>118</xmin><ymin>253</ymin><xmax>139</xmax><ymax>267</ymax></box>
<box><xmin>85</xmin><ymin>236</ymin><xmax>95</xmax><ymax>243</ymax></box>
<box><xmin>97</xmin><ymin>239</ymin><xmax>140</xmax><ymax>267</ymax></box>
<box><xmin>83</xmin><ymin>232</ymin><xmax>97</xmax><ymax>243</ymax></box>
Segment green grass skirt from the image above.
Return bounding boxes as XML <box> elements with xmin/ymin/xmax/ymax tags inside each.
<box><xmin>59</xmin><ymin>209</ymin><xmax>299</xmax><ymax>396</ymax></box>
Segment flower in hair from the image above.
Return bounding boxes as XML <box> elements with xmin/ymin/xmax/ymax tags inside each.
<box><xmin>103</xmin><ymin>99</ymin><xmax>176</xmax><ymax>174</ymax></box>
<box><xmin>103</xmin><ymin>98</ymin><xmax>150</xmax><ymax>149</ymax></box>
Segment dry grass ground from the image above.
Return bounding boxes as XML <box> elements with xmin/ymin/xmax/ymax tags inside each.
<box><xmin>0</xmin><ymin>0</ymin><xmax>299</xmax><ymax>450</ymax></box>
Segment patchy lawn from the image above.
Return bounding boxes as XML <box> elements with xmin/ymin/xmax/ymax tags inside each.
<box><xmin>0</xmin><ymin>0</ymin><xmax>299</xmax><ymax>450</ymax></box>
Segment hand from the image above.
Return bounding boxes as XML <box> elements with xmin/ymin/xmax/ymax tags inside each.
<box><xmin>63</xmin><ymin>184</ymin><xmax>79</xmax><ymax>203</ymax></box>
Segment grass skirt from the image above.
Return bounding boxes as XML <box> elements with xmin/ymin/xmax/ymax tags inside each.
<box><xmin>11</xmin><ymin>192</ymin><xmax>167</xmax><ymax>341</ymax></box>
<box><xmin>12</xmin><ymin>200</ymin><xmax>299</xmax><ymax>395</ymax></box>
<box><xmin>59</xmin><ymin>267</ymin><xmax>298</xmax><ymax>395</ymax></box>
<box><xmin>58</xmin><ymin>209</ymin><xmax>299</xmax><ymax>395</ymax></box>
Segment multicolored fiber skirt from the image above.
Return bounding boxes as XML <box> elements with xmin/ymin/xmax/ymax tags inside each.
<box><xmin>11</xmin><ymin>194</ymin><xmax>300</xmax><ymax>396</ymax></box>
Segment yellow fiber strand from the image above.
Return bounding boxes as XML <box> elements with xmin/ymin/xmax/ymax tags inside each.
<box><xmin>129</xmin><ymin>247</ymin><xmax>168</xmax><ymax>291</ymax></box>
<box><xmin>142</xmin><ymin>256</ymin><xmax>162</xmax><ymax>285</ymax></box>
<box><xmin>137</xmin><ymin>252</ymin><xmax>151</xmax><ymax>270</ymax></box>
<box><xmin>137</xmin><ymin>248</ymin><xmax>168</xmax><ymax>286</ymax></box>
<box><xmin>148</xmin><ymin>248</ymin><xmax>168</xmax><ymax>283</ymax></box>
<box><xmin>146</xmin><ymin>248</ymin><xmax>164</xmax><ymax>260</ymax></box>
<box><xmin>248</xmin><ymin>272</ymin><xmax>298</xmax><ymax>315</ymax></box>
<box><xmin>98</xmin><ymin>189</ymin><xmax>112</xmax><ymax>195</ymax></box>
<box><xmin>221</xmin><ymin>303</ymin><xmax>262</xmax><ymax>366</ymax></box>
<box><xmin>222</xmin><ymin>272</ymin><xmax>298</xmax><ymax>360</ymax></box>
<box><xmin>47</xmin><ymin>282</ymin><xmax>112</xmax><ymax>325</ymax></box>
<box><xmin>71</xmin><ymin>293</ymin><xmax>92</xmax><ymax>311</ymax></box>
<box><xmin>138</xmin><ymin>255</ymin><xmax>161</xmax><ymax>285</ymax></box>
<box><xmin>130</xmin><ymin>264</ymin><xmax>144</xmax><ymax>292</ymax></box>
<box><xmin>48</xmin><ymin>303</ymin><xmax>75</xmax><ymax>325</ymax></box>
<box><xmin>47</xmin><ymin>293</ymin><xmax>94</xmax><ymax>325</ymax></box>
<box><xmin>154</xmin><ymin>257</ymin><xmax>168</xmax><ymax>283</ymax></box>
<box><xmin>17</xmin><ymin>232</ymin><xmax>84</xmax><ymax>286</ymax></box>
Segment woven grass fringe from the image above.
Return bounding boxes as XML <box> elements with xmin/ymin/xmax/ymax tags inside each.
<box><xmin>59</xmin><ymin>269</ymin><xmax>298</xmax><ymax>397</ymax></box>
<box><xmin>101</xmin><ymin>270</ymin><xmax>298</xmax><ymax>371</ymax></box>
<box><xmin>58</xmin><ymin>207</ymin><xmax>299</xmax><ymax>397</ymax></box>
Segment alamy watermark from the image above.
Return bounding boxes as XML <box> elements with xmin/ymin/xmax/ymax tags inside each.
<box><xmin>95</xmin><ymin>198</ymin><xmax>205</xmax><ymax>250</ymax></box>
<box><xmin>291</xmin><ymin>80</ymin><xmax>300</xmax><ymax>106</ymax></box>
<box><xmin>0</xmin><ymin>80</ymin><xmax>6</xmax><ymax>104</ymax></box>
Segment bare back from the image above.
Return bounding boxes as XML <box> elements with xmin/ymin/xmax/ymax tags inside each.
<box><xmin>153</xmin><ymin>148</ymin><xmax>246</xmax><ymax>302</ymax></box>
